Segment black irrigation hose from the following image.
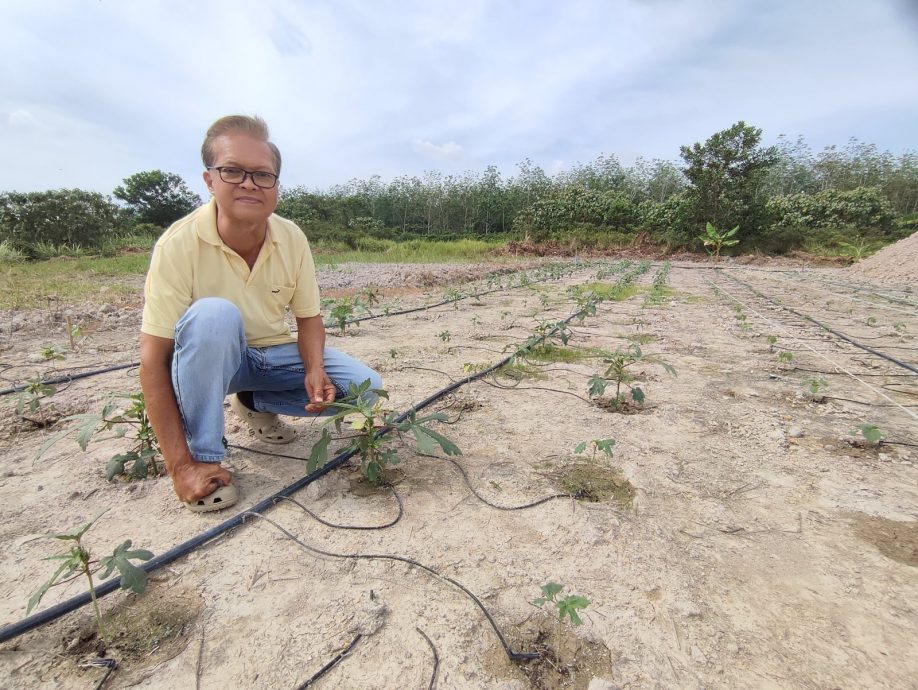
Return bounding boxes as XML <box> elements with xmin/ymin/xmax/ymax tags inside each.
<box><xmin>0</xmin><ymin>309</ymin><xmax>581</xmax><ymax>645</ymax></box>
<box><xmin>0</xmin><ymin>362</ymin><xmax>139</xmax><ymax>397</ymax></box>
<box><xmin>718</xmin><ymin>271</ymin><xmax>918</xmax><ymax>376</ymax></box>
<box><xmin>280</xmin><ymin>494</ymin><xmax>404</xmax><ymax>530</ymax></box>
<box><xmin>417</xmin><ymin>627</ymin><xmax>439</xmax><ymax>690</ymax></box>
<box><xmin>247</xmin><ymin>512</ymin><xmax>540</xmax><ymax>662</ymax></box>
<box><xmin>295</xmin><ymin>633</ymin><xmax>363</xmax><ymax>689</ymax></box>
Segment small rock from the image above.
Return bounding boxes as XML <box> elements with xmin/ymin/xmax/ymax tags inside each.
<box><xmin>587</xmin><ymin>679</ymin><xmax>619</xmax><ymax>690</ymax></box>
<box><xmin>788</xmin><ymin>426</ymin><xmax>804</xmax><ymax>438</ymax></box>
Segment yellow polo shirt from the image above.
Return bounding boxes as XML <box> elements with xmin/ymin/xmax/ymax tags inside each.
<box><xmin>141</xmin><ymin>199</ymin><xmax>320</xmax><ymax>347</ymax></box>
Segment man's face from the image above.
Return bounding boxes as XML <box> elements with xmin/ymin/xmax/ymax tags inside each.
<box><xmin>203</xmin><ymin>132</ymin><xmax>279</xmax><ymax>226</ymax></box>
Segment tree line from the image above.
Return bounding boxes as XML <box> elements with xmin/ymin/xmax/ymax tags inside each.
<box><xmin>1</xmin><ymin>122</ymin><xmax>915</xmax><ymax>259</ymax></box>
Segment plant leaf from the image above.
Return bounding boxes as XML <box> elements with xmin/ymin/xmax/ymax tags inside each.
<box><xmin>539</xmin><ymin>582</ymin><xmax>563</xmax><ymax>601</ymax></box>
<box><xmin>98</xmin><ymin>540</ymin><xmax>153</xmax><ymax>594</ymax></box>
<box><xmin>631</xmin><ymin>387</ymin><xmax>645</xmax><ymax>405</ymax></box>
<box><xmin>307</xmin><ymin>428</ymin><xmax>332</xmax><ymax>473</ymax></box>
<box><xmin>27</xmin><ymin>558</ymin><xmax>78</xmax><ymax>614</ymax></box>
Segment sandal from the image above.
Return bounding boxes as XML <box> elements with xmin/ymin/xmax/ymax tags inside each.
<box><xmin>229</xmin><ymin>394</ymin><xmax>297</xmax><ymax>444</ymax></box>
<box><xmin>185</xmin><ymin>484</ymin><xmax>238</xmax><ymax>513</ymax></box>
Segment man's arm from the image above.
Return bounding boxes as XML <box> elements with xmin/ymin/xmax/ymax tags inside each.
<box><xmin>296</xmin><ymin>315</ymin><xmax>336</xmax><ymax>413</ymax></box>
<box><xmin>139</xmin><ymin>332</ymin><xmax>231</xmax><ymax>501</ymax></box>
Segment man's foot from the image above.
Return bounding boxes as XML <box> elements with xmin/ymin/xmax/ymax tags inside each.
<box><xmin>170</xmin><ymin>459</ymin><xmax>233</xmax><ymax>505</ymax></box>
<box><xmin>185</xmin><ymin>484</ymin><xmax>238</xmax><ymax>513</ymax></box>
<box><xmin>229</xmin><ymin>394</ymin><xmax>296</xmax><ymax>444</ymax></box>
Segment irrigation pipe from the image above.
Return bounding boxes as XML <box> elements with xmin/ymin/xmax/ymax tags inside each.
<box><xmin>295</xmin><ymin>632</ymin><xmax>363</xmax><ymax>689</ymax></box>
<box><xmin>0</xmin><ymin>309</ymin><xmax>583</xmax><ymax>647</ymax></box>
<box><xmin>0</xmin><ymin>362</ymin><xmax>138</xmax><ymax>397</ymax></box>
<box><xmin>700</xmin><ymin>272</ymin><xmax>918</xmax><ymax>423</ymax></box>
<box><xmin>719</xmin><ymin>271</ymin><xmax>918</xmax><ymax>377</ymax></box>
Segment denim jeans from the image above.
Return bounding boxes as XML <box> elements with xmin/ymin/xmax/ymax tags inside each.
<box><xmin>171</xmin><ymin>297</ymin><xmax>382</xmax><ymax>462</ymax></box>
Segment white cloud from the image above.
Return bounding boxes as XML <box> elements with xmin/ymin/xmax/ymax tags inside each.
<box><xmin>8</xmin><ymin>109</ymin><xmax>40</xmax><ymax>128</ymax></box>
<box><xmin>412</xmin><ymin>139</ymin><xmax>462</xmax><ymax>158</ymax></box>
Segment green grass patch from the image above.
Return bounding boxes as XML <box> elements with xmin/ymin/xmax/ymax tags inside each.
<box><xmin>551</xmin><ymin>462</ymin><xmax>635</xmax><ymax>506</ymax></box>
<box><xmin>574</xmin><ymin>281</ymin><xmax>640</xmax><ymax>302</ymax></box>
<box><xmin>497</xmin><ymin>361</ymin><xmax>547</xmax><ymax>381</ymax></box>
<box><xmin>313</xmin><ymin>238</ymin><xmax>506</xmax><ymax>265</ymax></box>
<box><xmin>0</xmin><ymin>254</ymin><xmax>148</xmax><ymax>308</ymax></box>
<box><xmin>620</xmin><ymin>333</ymin><xmax>655</xmax><ymax>345</ymax></box>
<box><xmin>526</xmin><ymin>344</ymin><xmax>608</xmax><ymax>363</ymax></box>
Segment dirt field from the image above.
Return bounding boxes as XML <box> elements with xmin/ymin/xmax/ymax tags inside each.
<box><xmin>0</xmin><ymin>258</ymin><xmax>915</xmax><ymax>689</ymax></box>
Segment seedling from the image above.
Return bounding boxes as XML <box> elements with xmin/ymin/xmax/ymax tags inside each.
<box><xmin>587</xmin><ymin>344</ymin><xmax>676</xmax><ymax>411</ymax></box>
<box><xmin>388</xmin><ymin>348</ymin><xmax>399</xmax><ymax>360</ymax></box>
<box><xmin>698</xmin><ymin>222</ymin><xmax>739</xmax><ymax>261</ymax></box>
<box><xmin>893</xmin><ymin>321</ymin><xmax>906</xmax><ymax>334</ymax></box>
<box><xmin>766</xmin><ymin>335</ymin><xmax>778</xmax><ymax>352</ymax></box>
<box><xmin>27</xmin><ymin>511</ymin><xmax>153</xmax><ymax>642</ymax></box>
<box><xmin>16</xmin><ymin>379</ymin><xmax>56</xmax><ymax>426</ymax></box>
<box><xmin>67</xmin><ymin>316</ymin><xmax>85</xmax><ymax>351</ymax></box>
<box><xmin>470</xmin><ymin>315</ymin><xmax>482</xmax><ymax>327</ymax></box>
<box><xmin>438</xmin><ymin>330</ymin><xmax>451</xmax><ymax>343</ymax></box>
<box><xmin>853</xmin><ymin>423</ymin><xmax>883</xmax><ymax>445</ymax></box>
<box><xmin>39</xmin><ymin>392</ymin><xmax>162</xmax><ymax>480</ymax></box>
<box><xmin>531</xmin><ymin>582</ymin><xmax>590</xmax><ymax>660</ymax></box>
<box><xmin>574</xmin><ymin>438</ymin><xmax>616</xmax><ymax>463</ymax></box>
<box><xmin>777</xmin><ymin>351</ymin><xmax>794</xmax><ymax>365</ymax></box>
<box><xmin>330</xmin><ymin>298</ymin><xmax>354</xmax><ymax>335</ymax></box>
<box><xmin>307</xmin><ymin>379</ymin><xmax>461</xmax><ymax>483</ymax></box>
<box><xmin>40</xmin><ymin>344</ymin><xmax>66</xmax><ymax>364</ymax></box>
<box><xmin>866</xmin><ymin>316</ymin><xmax>877</xmax><ymax>327</ymax></box>
<box><xmin>359</xmin><ymin>286</ymin><xmax>380</xmax><ymax>313</ymax></box>
<box><xmin>805</xmin><ymin>377</ymin><xmax>827</xmax><ymax>401</ymax></box>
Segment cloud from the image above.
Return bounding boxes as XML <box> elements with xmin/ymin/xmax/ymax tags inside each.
<box><xmin>8</xmin><ymin>109</ymin><xmax>40</xmax><ymax>128</ymax></box>
<box><xmin>412</xmin><ymin>139</ymin><xmax>462</xmax><ymax>159</ymax></box>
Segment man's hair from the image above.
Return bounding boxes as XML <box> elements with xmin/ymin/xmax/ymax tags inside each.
<box><xmin>201</xmin><ymin>115</ymin><xmax>282</xmax><ymax>175</ymax></box>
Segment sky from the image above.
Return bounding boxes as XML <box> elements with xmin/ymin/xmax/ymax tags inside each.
<box><xmin>1</xmin><ymin>0</ymin><xmax>917</xmax><ymax>197</ymax></box>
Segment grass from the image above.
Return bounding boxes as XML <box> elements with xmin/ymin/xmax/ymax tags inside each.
<box><xmin>1</xmin><ymin>254</ymin><xmax>148</xmax><ymax>308</ymax></box>
<box><xmin>312</xmin><ymin>238</ymin><xmax>506</xmax><ymax>265</ymax></box>
<box><xmin>573</xmin><ymin>281</ymin><xmax>641</xmax><ymax>302</ymax></box>
<box><xmin>525</xmin><ymin>344</ymin><xmax>609</xmax><ymax>363</ymax></box>
<box><xmin>497</xmin><ymin>362</ymin><xmax>547</xmax><ymax>381</ymax></box>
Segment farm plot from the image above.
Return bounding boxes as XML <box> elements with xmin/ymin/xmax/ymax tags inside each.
<box><xmin>0</xmin><ymin>259</ymin><xmax>915</xmax><ymax>689</ymax></box>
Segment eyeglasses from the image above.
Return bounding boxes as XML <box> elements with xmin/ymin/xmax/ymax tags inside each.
<box><xmin>208</xmin><ymin>166</ymin><xmax>279</xmax><ymax>189</ymax></box>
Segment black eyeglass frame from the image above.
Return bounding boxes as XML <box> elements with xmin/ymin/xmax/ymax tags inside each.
<box><xmin>207</xmin><ymin>166</ymin><xmax>279</xmax><ymax>189</ymax></box>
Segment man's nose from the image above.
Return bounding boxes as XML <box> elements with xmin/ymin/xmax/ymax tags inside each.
<box><xmin>239</xmin><ymin>172</ymin><xmax>259</xmax><ymax>188</ymax></box>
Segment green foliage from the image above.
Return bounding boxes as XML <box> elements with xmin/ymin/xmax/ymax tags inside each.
<box><xmin>588</xmin><ymin>343</ymin><xmax>676</xmax><ymax>410</ymax></box>
<box><xmin>306</xmin><ymin>379</ymin><xmax>461</xmax><ymax>483</ymax></box>
<box><xmin>40</xmin><ymin>344</ymin><xmax>66</xmax><ymax>362</ymax></box>
<box><xmin>866</xmin><ymin>316</ymin><xmax>877</xmax><ymax>327</ymax></box>
<box><xmin>698</xmin><ymin>222</ymin><xmax>739</xmax><ymax>261</ymax></box>
<box><xmin>113</xmin><ymin>170</ymin><xmax>201</xmax><ymax>227</ymax></box>
<box><xmin>777</xmin><ymin>351</ymin><xmax>794</xmax><ymax>364</ymax></box>
<box><xmin>574</xmin><ymin>438</ymin><xmax>616</xmax><ymax>463</ymax></box>
<box><xmin>330</xmin><ymin>298</ymin><xmax>354</xmax><ymax>335</ymax></box>
<box><xmin>38</xmin><ymin>392</ymin><xmax>161</xmax><ymax>481</ymax></box>
<box><xmin>893</xmin><ymin>321</ymin><xmax>906</xmax><ymax>334</ymax></box>
<box><xmin>438</xmin><ymin>330</ymin><xmax>451</xmax><ymax>342</ymax></box>
<box><xmin>0</xmin><ymin>239</ymin><xmax>26</xmax><ymax>263</ymax></box>
<box><xmin>16</xmin><ymin>379</ymin><xmax>56</xmax><ymax>423</ymax></box>
<box><xmin>806</xmin><ymin>377</ymin><xmax>827</xmax><ymax>398</ymax></box>
<box><xmin>532</xmin><ymin>582</ymin><xmax>590</xmax><ymax>626</ymax></box>
<box><xmin>0</xmin><ymin>189</ymin><xmax>121</xmax><ymax>257</ymax></box>
<box><xmin>853</xmin><ymin>423</ymin><xmax>883</xmax><ymax>444</ymax></box>
<box><xmin>27</xmin><ymin>511</ymin><xmax>153</xmax><ymax>641</ymax></box>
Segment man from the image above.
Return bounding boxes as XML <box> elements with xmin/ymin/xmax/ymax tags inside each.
<box><xmin>140</xmin><ymin>115</ymin><xmax>380</xmax><ymax>512</ymax></box>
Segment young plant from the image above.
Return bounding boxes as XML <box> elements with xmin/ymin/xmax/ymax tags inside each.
<box><xmin>531</xmin><ymin>582</ymin><xmax>590</xmax><ymax>660</ymax></box>
<box><xmin>893</xmin><ymin>321</ymin><xmax>906</xmax><ymax>334</ymax></box>
<box><xmin>438</xmin><ymin>330</ymin><xmax>451</xmax><ymax>343</ymax></box>
<box><xmin>866</xmin><ymin>316</ymin><xmax>877</xmax><ymax>327</ymax></box>
<box><xmin>16</xmin><ymin>379</ymin><xmax>57</xmax><ymax>426</ymax></box>
<box><xmin>388</xmin><ymin>347</ymin><xmax>399</xmax><ymax>360</ymax></box>
<box><xmin>853</xmin><ymin>423</ymin><xmax>883</xmax><ymax>445</ymax></box>
<box><xmin>766</xmin><ymin>335</ymin><xmax>778</xmax><ymax>352</ymax></box>
<box><xmin>358</xmin><ymin>286</ymin><xmax>381</xmax><ymax>314</ymax></box>
<box><xmin>805</xmin><ymin>377</ymin><xmax>827</xmax><ymax>401</ymax></box>
<box><xmin>698</xmin><ymin>222</ymin><xmax>739</xmax><ymax>262</ymax></box>
<box><xmin>40</xmin><ymin>344</ymin><xmax>66</xmax><ymax>364</ymax></box>
<box><xmin>39</xmin><ymin>392</ymin><xmax>162</xmax><ymax>480</ymax></box>
<box><xmin>587</xmin><ymin>344</ymin><xmax>676</xmax><ymax>411</ymax></box>
<box><xmin>470</xmin><ymin>315</ymin><xmax>482</xmax><ymax>327</ymax></box>
<box><xmin>777</xmin><ymin>351</ymin><xmax>794</xmax><ymax>365</ymax></box>
<box><xmin>574</xmin><ymin>438</ymin><xmax>616</xmax><ymax>463</ymax></box>
<box><xmin>330</xmin><ymin>298</ymin><xmax>354</xmax><ymax>335</ymax></box>
<box><xmin>307</xmin><ymin>379</ymin><xmax>461</xmax><ymax>483</ymax></box>
<box><xmin>27</xmin><ymin>511</ymin><xmax>153</xmax><ymax>642</ymax></box>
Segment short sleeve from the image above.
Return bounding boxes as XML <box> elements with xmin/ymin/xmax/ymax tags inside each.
<box><xmin>289</xmin><ymin>238</ymin><xmax>321</xmax><ymax>318</ymax></box>
<box><xmin>141</xmin><ymin>241</ymin><xmax>194</xmax><ymax>339</ymax></box>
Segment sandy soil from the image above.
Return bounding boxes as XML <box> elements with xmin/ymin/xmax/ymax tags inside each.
<box><xmin>0</xmin><ymin>258</ymin><xmax>916</xmax><ymax>689</ymax></box>
<box><xmin>849</xmin><ymin>231</ymin><xmax>918</xmax><ymax>285</ymax></box>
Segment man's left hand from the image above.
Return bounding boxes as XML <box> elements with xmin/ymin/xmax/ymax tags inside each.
<box><xmin>305</xmin><ymin>368</ymin><xmax>336</xmax><ymax>413</ymax></box>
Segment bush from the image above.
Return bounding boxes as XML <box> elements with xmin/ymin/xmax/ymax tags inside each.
<box><xmin>766</xmin><ymin>186</ymin><xmax>895</xmax><ymax>234</ymax></box>
<box><xmin>0</xmin><ymin>240</ymin><xmax>26</xmax><ymax>264</ymax></box>
<box><xmin>354</xmin><ymin>236</ymin><xmax>396</xmax><ymax>253</ymax></box>
<box><xmin>0</xmin><ymin>189</ymin><xmax>120</xmax><ymax>257</ymax></box>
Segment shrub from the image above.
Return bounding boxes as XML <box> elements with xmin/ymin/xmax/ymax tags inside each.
<box><xmin>0</xmin><ymin>189</ymin><xmax>120</xmax><ymax>257</ymax></box>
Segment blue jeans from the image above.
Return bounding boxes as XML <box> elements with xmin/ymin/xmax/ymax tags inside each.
<box><xmin>171</xmin><ymin>298</ymin><xmax>382</xmax><ymax>462</ymax></box>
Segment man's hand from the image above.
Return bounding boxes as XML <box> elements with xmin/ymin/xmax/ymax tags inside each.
<box><xmin>305</xmin><ymin>368</ymin><xmax>336</xmax><ymax>413</ymax></box>
<box><xmin>170</xmin><ymin>460</ymin><xmax>233</xmax><ymax>503</ymax></box>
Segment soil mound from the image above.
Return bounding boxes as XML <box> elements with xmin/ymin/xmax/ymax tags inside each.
<box><xmin>848</xmin><ymin>232</ymin><xmax>918</xmax><ymax>285</ymax></box>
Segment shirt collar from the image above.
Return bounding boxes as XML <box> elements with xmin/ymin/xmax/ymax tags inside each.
<box><xmin>195</xmin><ymin>198</ymin><xmax>279</xmax><ymax>247</ymax></box>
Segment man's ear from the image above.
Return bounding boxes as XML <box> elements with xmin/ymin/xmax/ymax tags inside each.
<box><xmin>202</xmin><ymin>169</ymin><xmax>214</xmax><ymax>194</ymax></box>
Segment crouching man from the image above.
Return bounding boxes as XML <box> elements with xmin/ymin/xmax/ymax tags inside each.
<box><xmin>139</xmin><ymin>115</ymin><xmax>380</xmax><ymax>512</ymax></box>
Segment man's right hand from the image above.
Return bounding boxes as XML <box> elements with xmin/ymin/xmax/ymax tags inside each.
<box><xmin>170</xmin><ymin>460</ymin><xmax>233</xmax><ymax>503</ymax></box>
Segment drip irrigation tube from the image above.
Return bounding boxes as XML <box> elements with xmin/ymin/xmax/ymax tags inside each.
<box><xmin>719</xmin><ymin>271</ymin><xmax>918</xmax><ymax>376</ymax></box>
<box><xmin>0</xmin><ymin>362</ymin><xmax>138</xmax><ymax>397</ymax></box>
<box><xmin>0</xmin><ymin>310</ymin><xmax>582</xmax><ymax>647</ymax></box>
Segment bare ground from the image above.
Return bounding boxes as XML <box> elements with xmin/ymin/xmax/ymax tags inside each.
<box><xmin>0</xmin><ymin>259</ymin><xmax>916</xmax><ymax>689</ymax></box>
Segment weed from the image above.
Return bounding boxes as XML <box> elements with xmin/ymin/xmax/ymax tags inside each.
<box><xmin>27</xmin><ymin>511</ymin><xmax>152</xmax><ymax>641</ymax></box>
<box><xmin>39</xmin><ymin>392</ymin><xmax>161</xmax><ymax>480</ymax></box>
<box><xmin>307</xmin><ymin>379</ymin><xmax>461</xmax><ymax>483</ymax></box>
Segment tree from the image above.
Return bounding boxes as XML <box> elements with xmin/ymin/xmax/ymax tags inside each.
<box><xmin>680</xmin><ymin>121</ymin><xmax>779</xmax><ymax>242</ymax></box>
<box><xmin>113</xmin><ymin>170</ymin><xmax>202</xmax><ymax>227</ymax></box>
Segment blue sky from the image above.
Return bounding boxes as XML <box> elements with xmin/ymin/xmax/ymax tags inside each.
<box><xmin>1</xmin><ymin>0</ymin><xmax>917</xmax><ymax>197</ymax></box>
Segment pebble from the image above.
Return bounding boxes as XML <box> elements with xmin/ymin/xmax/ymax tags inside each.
<box><xmin>788</xmin><ymin>426</ymin><xmax>804</xmax><ymax>438</ymax></box>
<box><xmin>587</xmin><ymin>680</ymin><xmax>619</xmax><ymax>690</ymax></box>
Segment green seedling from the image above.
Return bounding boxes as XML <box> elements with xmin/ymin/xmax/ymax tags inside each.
<box><xmin>574</xmin><ymin>438</ymin><xmax>616</xmax><ymax>463</ymax></box>
<box><xmin>40</xmin><ymin>344</ymin><xmax>66</xmax><ymax>364</ymax></box>
<box><xmin>66</xmin><ymin>317</ymin><xmax>84</xmax><ymax>351</ymax></box>
<box><xmin>438</xmin><ymin>330</ymin><xmax>451</xmax><ymax>342</ymax></box>
<box><xmin>777</xmin><ymin>351</ymin><xmax>794</xmax><ymax>364</ymax></box>
<box><xmin>893</xmin><ymin>321</ymin><xmax>906</xmax><ymax>334</ymax></box>
<box><xmin>574</xmin><ymin>292</ymin><xmax>598</xmax><ymax>324</ymax></box>
<box><xmin>470</xmin><ymin>315</ymin><xmax>482</xmax><ymax>327</ymax></box>
<box><xmin>330</xmin><ymin>298</ymin><xmax>354</xmax><ymax>335</ymax></box>
<box><xmin>805</xmin><ymin>377</ymin><xmax>827</xmax><ymax>401</ymax></box>
<box><xmin>838</xmin><ymin>238</ymin><xmax>877</xmax><ymax>260</ymax></box>
<box><xmin>587</xmin><ymin>343</ymin><xmax>676</xmax><ymax>411</ymax></box>
<box><xmin>866</xmin><ymin>316</ymin><xmax>877</xmax><ymax>327</ymax></box>
<box><xmin>27</xmin><ymin>511</ymin><xmax>153</xmax><ymax>642</ymax></box>
<box><xmin>462</xmin><ymin>362</ymin><xmax>487</xmax><ymax>374</ymax></box>
<box><xmin>388</xmin><ymin>348</ymin><xmax>399</xmax><ymax>360</ymax></box>
<box><xmin>16</xmin><ymin>379</ymin><xmax>56</xmax><ymax>426</ymax></box>
<box><xmin>853</xmin><ymin>423</ymin><xmax>883</xmax><ymax>445</ymax></box>
<box><xmin>766</xmin><ymin>335</ymin><xmax>778</xmax><ymax>352</ymax></box>
<box><xmin>307</xmin><ymin>379</ymin><xmax>461</xmax><ymax>483</ymax></box>
<box><xmin>39</xmin><ymin>392</ymin><xmax>161</xmax><ymax>480</ymax></box>
<box><xmin>531</xmin><ymin>582</ymin><xmax>590</xmax><ymax>660</ymax></box>
<box><xmin>359</xmin><ymin>286</ymin><xmax>380</xmax><ymax>312</ymax></box>
<box><xmin>698</xmin><ymin>222</ymin><xmax>740</xmax><ymax>262</ymax></box>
